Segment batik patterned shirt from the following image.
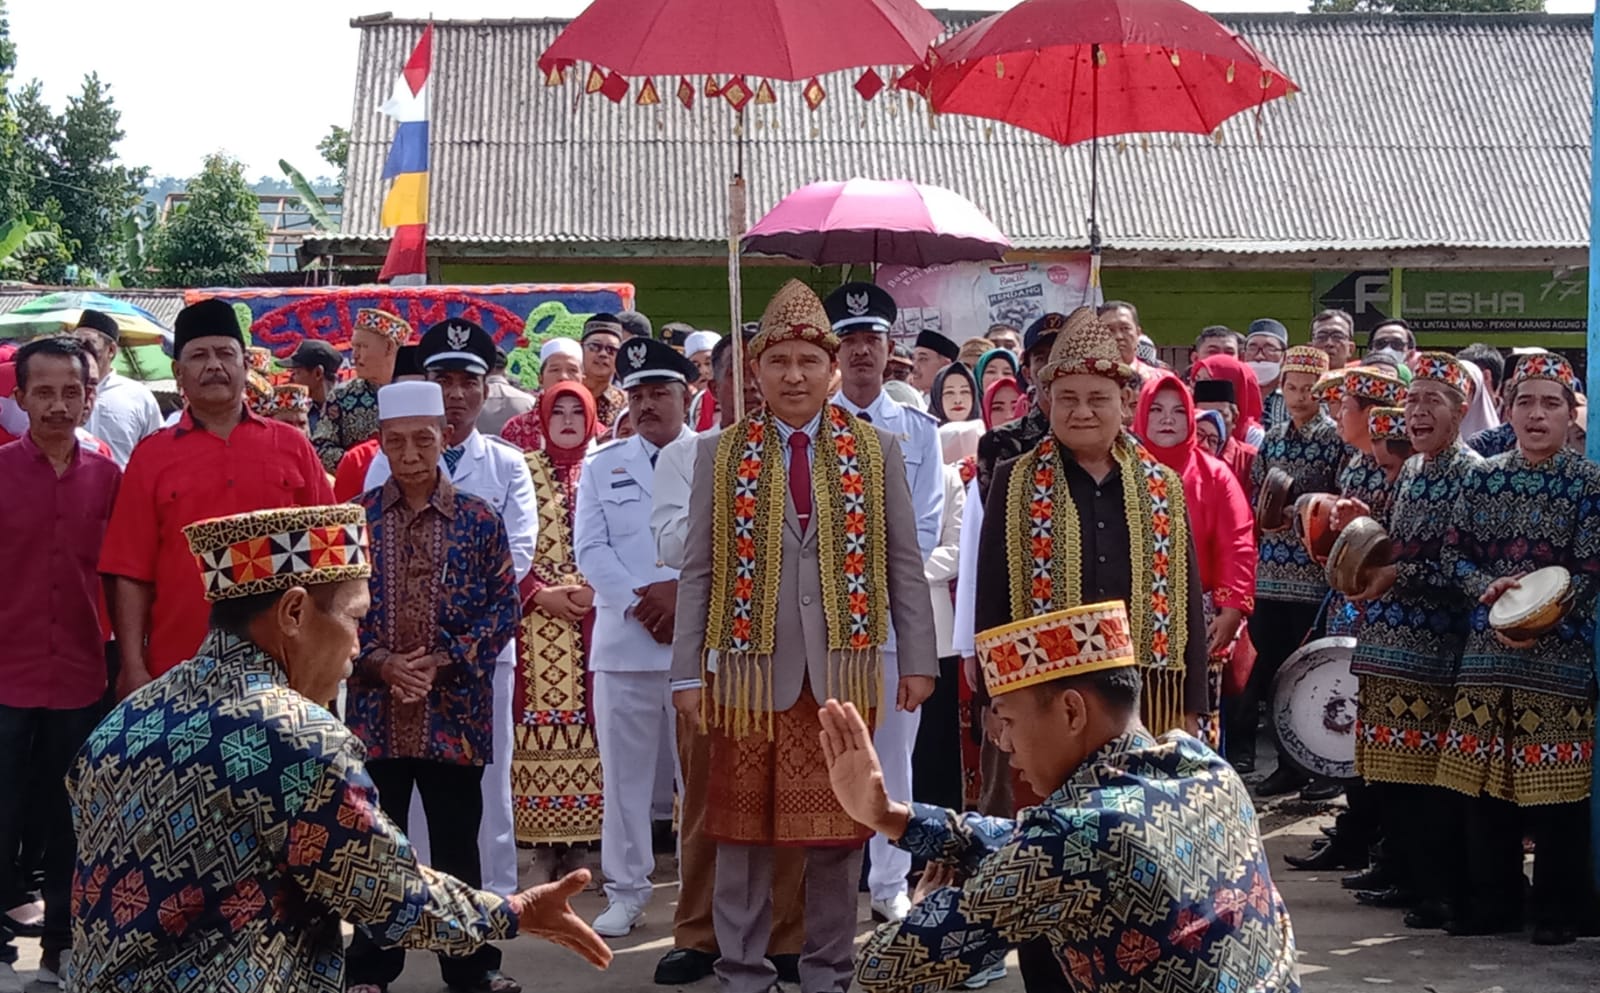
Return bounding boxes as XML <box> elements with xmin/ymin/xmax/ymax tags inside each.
<box><xmin>1352</xmin><ymin>442</ymin><xmax>1481</xmax><ymax>686</ymax></box>
<box><xmin>1443</xmin><ymin>447</ymin><xmax>1600</xmax><ymax>699</ymax></box>
<box><xmin>858</xmin><ymin>730</ymin><xmax>1299</xmax><ymax>993</ymax></box>
<box><xmin>348</xmin><ymin>478</ymin><xmax>520</xmax><ymax>765</ymax></box>
<box><xmin>312</xmin><ymin>377</ymin><xmax>381</xmax><ymax>472</ymax></box>
<box><xmin>1466</xmin><ymin>422</ymin><xmax>1517</xmax><ymax>459</ymax></box>
<box><xmin>1326</xmin><ymin>450</ymin><xmax>1397</xmax><ymax>636</ymax></box>
<box><xmin>66</xmin><ymin>630</ymin><xmax>518</xmax><ymax>993</ymax></box>
<box><xmin>1250</xmin><ymin>412</ymin><xmax>1347</xmax><ymax>603</ymax></box>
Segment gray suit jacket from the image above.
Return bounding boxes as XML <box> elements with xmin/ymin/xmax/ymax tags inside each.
<box><xmin>671</xmin><ymin>422</ymin><xmax>938</xmax><ymax>712</ymax></box>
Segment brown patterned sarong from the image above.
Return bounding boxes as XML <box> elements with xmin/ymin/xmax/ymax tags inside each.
<box><xmin>1354</xmin><ymin>674</ymin><xmax>1452</xmax><ymax>787</ymax></box>
<box><xmin>1436</xmin><ymin>685</ymin><xmax>1596</xmax><ymax>806</ymax></box>
<box><xmin>706</xmin><ymin>682</ymin><xmax>872</xmax><ymax>847</ymax></box>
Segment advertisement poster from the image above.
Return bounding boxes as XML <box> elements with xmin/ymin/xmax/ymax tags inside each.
<box><xmin>875</xmin><ymin>258</ymin><xmax>1098</xmax><ymax>345</ymax></box>
<box><xmin>186</xmin><ymin>283</ymin><xmax>636</xmax><ymax>388</ymax></box>
<box><xmin>1313</xmin><ymin>269</ymin><xmax>1587</xmax><ymax>337</ymax></box>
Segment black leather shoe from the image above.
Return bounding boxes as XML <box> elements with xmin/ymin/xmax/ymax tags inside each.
<box><xmin>1255</xmin><ymin>766</ymin><xmax>1309</xmax><ymax>797</ymax></box>
<box><xmin>1355</xmin><ymin>887</ymin><xmax>1418</xmax><ymax>909</ymax></box>
<box><xmin>654</xmin><ymin>949</ymin><xmax>717</xmax><ymax>985</ymax></box>
<box><xmin>1283</xmin><ymin>843</ymin><xmax>1363</xmax><ymax>872</ymax></box>
<box><xmin>450</xmin><ymin>971</ymin><xmax>522</xmax><ymax>993</ymax></box>
<box><xmin>768</xmin><ymin>954</ymin><xmax>800</xmax><ymax>984</ymax></box>
<box><xmin>1340</xmin><ymin>866</ymin><xmax>1391</xmax><ymax>891</ymax></box>
<box><xmin>1404</xmin><ymin>901</ymin><xmax>1452</xmax><ymax>929</ymax></box>
<box><xmin>1532</xmin><ymin>924</ymin><xmax>1576</xmax><ymax>946</ymax></box>
<box><xmin>1228</xmin><ymin>754</ymin><xmax>1256</xmax><ymax>775</ymax></box>
<box><xmin>1320</xmin><ymin>825</ymin><xmax>1339</xmax><ymax>840</ymax></box>
<box><xmin>1445</xmin><ymin>913</ymin><xmax>1522</xmax><ymax>937</ymax></box>
<box><xmin>1299</xmin><ymin>779</ymin><xmax>1345</xmax><ymax>803</ymax></box>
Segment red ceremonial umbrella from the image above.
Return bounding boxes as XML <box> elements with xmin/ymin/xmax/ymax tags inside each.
<box><xmin>742</xmin><ymin>179</ymin><xmax>1010</xmax><ymax>268</ymax></box>
<box><xmin>904</xmin><ymin>0</ymin><xmax>1298</xmax><ymax>290</ymax></box>
<box><xmin>541</xmin><ymin>0</ymin><xmax>944</xmax><ymax>416</ymax></box>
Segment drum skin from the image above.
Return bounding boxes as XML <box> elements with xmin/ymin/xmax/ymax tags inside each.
<box><xmin>1488</xmin><ymin>565</ymin><xmax>1572</xmax><ymax>641</ymax></box>
<box><xmin>1272</xmin><ymin>636</ymin><xmax>1360</xmax><ymax>782</ymax></box>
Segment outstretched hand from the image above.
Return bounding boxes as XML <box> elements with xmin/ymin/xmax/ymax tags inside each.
<box><xmin>818</xmin><ymin>699</ymin><xmax>906</xmax><ymax>839</ymax></box>
<box><xmin>511</xmin><ymin>869</ymin><xmax>613</xmax><ymax>969</ymax></box>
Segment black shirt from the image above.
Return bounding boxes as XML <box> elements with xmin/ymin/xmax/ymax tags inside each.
<box><xmin>976</xmin><ymin>446</ymin><xmax>1210</xmax><ymax>717</ymax></box>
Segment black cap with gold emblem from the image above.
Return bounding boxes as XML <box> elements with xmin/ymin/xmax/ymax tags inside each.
<box><xmin>618</xmin><ymin>336</ymin><xmax>698</xmax><ymax>391</ymax></box>
<box><xmin>823</xmin><ymin>282</ymin><xmax>897</xmax><ymax>336</ymax></box>
<box><xmin>418</xmin><ymin>318</ymin><xmax>497</xmax><ymax>376</ymax></box>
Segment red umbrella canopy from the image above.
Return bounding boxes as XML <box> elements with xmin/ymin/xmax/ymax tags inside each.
<box><xmin>542</xmin><ymin>0</ymin><xmax>943</xmax><ymax>82</ymax></box>
<box><xmin>914</xmin><ymin>0</ymin><xmax>1298</xmax><ymax>146</ymax></box>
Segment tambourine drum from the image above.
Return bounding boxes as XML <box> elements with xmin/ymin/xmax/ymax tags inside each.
<box><xmin>1326</xmin><ymin>516</ymin><xmax>1392</xmax><ymax>596</ymax></box>
<box><xmin>1271</xmin><ymin>636</ymin><xmax>1359</xmax><ymax>783</ymax></box>
<box><xmin>1293</xmin><ymin>493</ymin><xmax>1340</xmax><ymax>566</ymax></box>
<box><xmin>1255</xmin><ymin>467</ymin><xmax>1294</xmax><ymax>532</ymax></box>
<box><xmin>1488</xmin><ymin>565</ymin><xmax>1573</xmax><ymax>641</ymax></box>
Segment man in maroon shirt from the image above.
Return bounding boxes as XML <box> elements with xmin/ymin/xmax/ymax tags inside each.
<box><xmin>0</xmin><ymin>336</ymin><xmax>123</xmax><ymax>988</ymax></box>
<box><xmin>99</xmin><ymin>299</ymin><xmax>334</xmax><ymax>698</ymax></box>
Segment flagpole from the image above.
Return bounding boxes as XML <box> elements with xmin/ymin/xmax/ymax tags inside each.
<box><xmin>1587</xmin><ymin>3</ymin><xmax>1600</xmax><ymax>890</ymax></box>
<box><xmin>729</xmin><ymin>109</ymin><xmax>747</xmax><ymax>420</ymax></box>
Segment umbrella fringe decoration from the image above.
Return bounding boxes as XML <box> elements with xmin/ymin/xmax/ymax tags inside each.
<box><xmin>543</xmin><ymin>63</ymin><xmax>925</xmax><ymax>112</ymax></box>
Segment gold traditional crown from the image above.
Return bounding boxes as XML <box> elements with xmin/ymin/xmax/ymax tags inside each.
<box><xmin>1038</xmin><ymin>307</ymin><xmax>1132</xmax><ymax>386</ymax></box>
<box><xmin>751</xmin><ymin>280</ymin><xmax>839</xmax><ymax>359</ymax></box>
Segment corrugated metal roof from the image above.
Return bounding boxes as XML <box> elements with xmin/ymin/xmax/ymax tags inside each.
<box><xmin>326</xmin><ymin>12</ymin><xmax>1593</xmax><ymax>256</ymax></box>
<box><xmin>0</xmin><ymin>288</ymin><xmax>187</xmax><ymax>325</ymax></box>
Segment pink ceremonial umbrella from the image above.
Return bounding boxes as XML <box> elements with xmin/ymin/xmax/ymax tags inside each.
<box><xmin>742</xmin><ymin>179</ymin><xmax>1011</xmax><ymax>267</ymax></box>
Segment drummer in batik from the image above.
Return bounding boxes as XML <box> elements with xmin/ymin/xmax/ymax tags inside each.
<box><xmin>1437</xmin><ymin>352</ymin><xmax>1600</xmax><ymax>943</ymax></box>
<box><xmin>1344</xmin><ymin>357</ymin><xmax>1481</xmax><ymax>927</ymax></box>
<box><xmin>1235</xmin><ymin>346</ymin><xmax>1348</xmax><ymax>789</ymax></box>
<box><xmin>1323</xmin><ymin>366</ymin><xmax>1406</xmax><ymax>637</ymax></box>
<box><xmin>512</xmin><ymin>381</ymin><xmax>604</xmax><ymax>876</ymax></box>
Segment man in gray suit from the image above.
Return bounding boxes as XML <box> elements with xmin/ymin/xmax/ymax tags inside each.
<box><xmin>671</xmin><ymin>280</ymin><xmax>938</xmax><ymax>993</ymax></box>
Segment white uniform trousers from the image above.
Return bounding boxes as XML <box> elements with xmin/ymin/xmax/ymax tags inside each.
<box><xmin>594</xmin><ymin>669</ymin><xmax>679</xmax><ymax>907</ymax></box>
<box><xmin>868</xmin><ymin>649</ymin><xmax>920</xmax><ymax>903</ymax></box>
<box><xmin>403</xmin><ymin>658</ymin><xmax>520</xmax><ymax>896</ymax></box>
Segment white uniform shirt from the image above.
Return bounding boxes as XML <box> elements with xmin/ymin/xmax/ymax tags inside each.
<box><xmin>924</xmin><ymin>463</ymin><xmax>966</xmax><ymax>659</ymax></box>
<box><xmin>86</xmin><ymin>372</ymin><xmax>164</xmax><ymax>467</ymax></box>
<box><xmin>575</xmin><ymin>426</ymin><xmax>694</xmax><ymax>672</ymax></box>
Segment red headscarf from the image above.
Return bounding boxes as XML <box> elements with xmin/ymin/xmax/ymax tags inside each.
<box><xmin>981</xmin><ymin>376</ymin><xmax>1022</xmax><ymax>430</ymax></box>
<box><xmin>539</xmin><ymin>380</ymin><xmax>598</xmax><ymax>467</ymax></box>
<box><xmin>1190</xmin><ymin>354</ymin><xmax>1264</xmax><ymax>442</ymax></box>
<box><xmin>1133</xmin><ymin>371</ymin><xmax>1256</xmax><ymax>625</ymax></box>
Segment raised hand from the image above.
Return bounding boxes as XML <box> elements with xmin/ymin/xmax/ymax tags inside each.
<box><xmin>818</xmin><ymin>699</ymin><xmax>902</xmax><ymax>836</ymax></box>
<box><xmin>511</xmin><ymin>869</ymin><xmax>613</xmax><ymax>969</ymax></box>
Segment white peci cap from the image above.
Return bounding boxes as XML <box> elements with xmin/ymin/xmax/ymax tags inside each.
<box><xmin>541</xmin><ymin>337</ymin><xmax>583</xmax><ymax>363</ymax></box>
<box><xmin>684</xmin><ymin>330</ymin><xmax>721</xmax><ymax>358</ymax></box>
<box><xmin>378</xmin><ymin>381</ymin><xmax>445</xmax><ymax>420</ymax></box>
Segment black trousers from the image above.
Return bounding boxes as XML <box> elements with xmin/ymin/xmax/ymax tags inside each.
<box><xmin>911</xmin><ymin>655</ymin><xmax>965</xmax><ymax>812</ymax></box>
<box><xmin>345</xmin><ymin>758</ymin><xmax>500</xmax><ymax>987</ymax></box>
<box><xmin>1229</xmin><ymin>600</ymin><xmax>1323</xmax><ymax>767</ymax></box>
<box><xmin>1374</xmin><ymin>783</ymin><xmax>1465</xmax><ymax>905</ymax></box>
<box><xmin>1461</xmin><ymin>796</ymin><xmax>1594</xmax><ymax>928</ymax></box>
<box><xmin>0</xmin><ymin>703</ymin><xmax>102</xmax><ymax>960</ymax></box>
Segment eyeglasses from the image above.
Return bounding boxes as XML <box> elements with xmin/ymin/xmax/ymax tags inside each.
<box><xmin>584</xmin><ymin>342</ymin><xmax>619</xmax><ymax>356</ymax></box>
<box><xmin>1370</xmin><ymin>338</ymin><xmax>1408</xmax><ymax>353</ymax></box>
<box><xmin>1311</xmin><ymin>331</ymin><xmax>1351</xmax><ymax>346</ymax></box>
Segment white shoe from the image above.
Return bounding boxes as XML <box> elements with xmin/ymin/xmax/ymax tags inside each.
<box><xmin>0</xmin><ymin>963</ymin><xmax>21</xmax><ymax>993</ymax></box>
<box><xmin>592</xmin><ymin>901</ymin><xmax>644</xmax><ymax>937</ymax></box>
<box><xmin>870</xmin><ymin>892</ymin><xmax>912</xmax><ymax>923</ymax></box>
<box><xmin>961</xmin><ymin>962</ymin><xmax>1008</xmax><ymax>989</ymax></box>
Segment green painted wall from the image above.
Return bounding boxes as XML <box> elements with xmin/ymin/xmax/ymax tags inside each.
<box><xmin>438</xmin><ymin>260</ymin><xmax>846</xmax><ymax>333</ymax></box>
<box><xmin>1099</xmin><ymin>270</ymin><xmax>1313</xmax><ymax>347</ymax></box>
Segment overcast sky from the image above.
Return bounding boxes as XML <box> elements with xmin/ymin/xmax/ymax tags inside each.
<box><xmin>12</xmin><ymin>0</ymin><xmax>1595</xmax><ymax>181</ymax></box>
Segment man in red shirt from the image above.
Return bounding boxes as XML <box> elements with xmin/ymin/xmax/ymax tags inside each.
<box><xmin>99</xmin><ymin>299</ymin><xmax>334</xmax><ymax>697</ymax></box>
<box><xmin>0</xmin><ymin>336</ymin><xmax>123</xmax><ymax>988</ymax></box>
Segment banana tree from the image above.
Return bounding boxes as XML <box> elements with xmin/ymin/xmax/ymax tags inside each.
<box><xmin>278</xmin><ymin>159</ymin><xmax>337</xmax><ymax>232</ymax></box>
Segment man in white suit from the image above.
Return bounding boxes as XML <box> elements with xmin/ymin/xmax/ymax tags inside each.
<box><xmin>362</xmin><ymin>318</ymin><xmax>539</xmax><ymax>905</ymax></box>
<box><xmin>822</xmin><ymin>282</ymin><xmax>943</xmax><ymax>924</ymax></box>
<box><xmin>575</xmin><ymin>336</ymin><xmax>698</xmax><ymax>938</ymax></box>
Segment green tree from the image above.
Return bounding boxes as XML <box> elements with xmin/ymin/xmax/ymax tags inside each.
<box><xmin>41</xmin><ymin>74</ymin><xmax>148</xmax><ymax>275</ymax></box>
<box><xmin>145</xmin><ymin>153</ymin><xmax>268</xmax><ymax>287</ymax></box>
<box><xmin>1310</xmin><ymin>0</ymin><xmax>1542</xmax><ymax>10</ymax></box>
<box><xmin>318</xmin><ymin>124</ymin><xmax>349</xmax><ymax>189</ymax></box>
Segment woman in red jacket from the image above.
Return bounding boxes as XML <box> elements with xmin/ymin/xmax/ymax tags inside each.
<box><xmin>1134</xmin><ymin>371</ymin><xmax>1258</xmax><ymax>750</ymax></box>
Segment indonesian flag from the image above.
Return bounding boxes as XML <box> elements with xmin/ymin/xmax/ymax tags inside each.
<box><xmin>379</xmin><ymin>24</ymin><xmax>432</xmax><ymax>282</ymax></box>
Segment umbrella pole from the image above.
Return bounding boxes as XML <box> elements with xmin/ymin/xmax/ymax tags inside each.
<box><xmin>1087</xmin><ymin>44</ymin><xmax>1103</xmax><ymax>304</ymax></box>
<box><xmin>729</xmin><ymin>109</ymin><xmax>748</xmax><ymax>421</ymax></box>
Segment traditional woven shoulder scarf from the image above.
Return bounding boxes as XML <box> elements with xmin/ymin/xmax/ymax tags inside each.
<box><xmin>704</xmin><ymin>404</ymin><xmax>889</xmax><ymax>739</ymax></box>
<box><xmin>1003</xmin><ymin>433</ymin><xmax>1191</xmax><ymax>732</ymax></box>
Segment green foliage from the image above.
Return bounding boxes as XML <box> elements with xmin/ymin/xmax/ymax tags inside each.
<box><xmin>318</xmin><ymin>125</ymin><xmax>349</xmax><ymax>193</ymax></box>
<box><xmin>1309</xmin><ymin>0</ymin><xmax>1542</xmax><ymax>10</ymax></box>
<box><xmin>278</xmin><ymin>159</ymin><xmax>336</xmax><ymax>232</ymax></box>
<box><xmin>144</xmin><ymin>153</ymin><xmax>269</xmax><ymax>287</ymax></box>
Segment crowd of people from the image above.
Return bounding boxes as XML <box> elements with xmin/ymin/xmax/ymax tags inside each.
<box><xmin>0</xmin><ymin>283</ymin><xmax>1592</xmax><ymax>993</ymax></box>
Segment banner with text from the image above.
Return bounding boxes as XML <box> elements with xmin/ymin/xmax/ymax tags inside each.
<box><xmin>876</xmin><ymin>258</ymin><xmax>1099</xmax><ymax>345</ymax></box>
<box><xmin>1314</xmin><ymin>269</ymin><xmax>1587</xmax><ymax>336</ymax></box>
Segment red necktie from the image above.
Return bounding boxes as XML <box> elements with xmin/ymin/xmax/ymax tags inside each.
<box><xmin>788</xmin><ymin>431</ymin><xmax>812</xmax><ymax>529</ymax></box>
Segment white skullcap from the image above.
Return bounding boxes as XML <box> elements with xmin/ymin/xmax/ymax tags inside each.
<box><xmin>684</xmin><ymin>330</ymin><xmax>721</xmax><ymax>358</ymax></box>
<box><xmin>378</xmin><ymin>381</ymin><xmax>445</xmax><ymax>420</ymax></box>
<box><xmin>541</xmin><ymin>337</ymin><xmax>583</xmax><ymax>363</ymax></box>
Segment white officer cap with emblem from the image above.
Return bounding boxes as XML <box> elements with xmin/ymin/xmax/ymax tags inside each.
<box><xmin>618</xmin><ymin>336</ymin><xmax>700</xmax><ymax>391</ymax></box>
